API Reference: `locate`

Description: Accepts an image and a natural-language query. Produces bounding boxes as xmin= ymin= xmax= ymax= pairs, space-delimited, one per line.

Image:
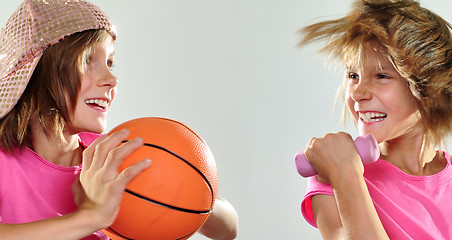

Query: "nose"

xmin=349 ymin=78 xmax=371 ymax=102
xmin=98 ymin=66 xmax=118 ymax=89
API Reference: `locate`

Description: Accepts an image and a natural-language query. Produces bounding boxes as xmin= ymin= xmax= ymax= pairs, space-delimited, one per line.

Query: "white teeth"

xmin=99 ymin=100 xmax=106 ymax=108
xmin=359 ymin=112 xmax=386 ymax=123
xmin=85 ymin=99 xmax=108 ymax=108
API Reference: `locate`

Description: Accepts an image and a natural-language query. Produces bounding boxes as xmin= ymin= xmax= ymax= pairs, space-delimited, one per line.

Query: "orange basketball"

xmin=102 ymin=117 xmax=218 ymax=240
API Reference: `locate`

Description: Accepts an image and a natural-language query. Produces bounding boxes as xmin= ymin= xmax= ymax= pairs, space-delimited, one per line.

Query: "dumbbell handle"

xmin=294 ymin=135 xmax=380 ymax=177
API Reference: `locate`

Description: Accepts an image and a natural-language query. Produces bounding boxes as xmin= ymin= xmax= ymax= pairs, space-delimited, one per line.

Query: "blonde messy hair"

xmin=299 ymin=0 xmax=452 ymax=146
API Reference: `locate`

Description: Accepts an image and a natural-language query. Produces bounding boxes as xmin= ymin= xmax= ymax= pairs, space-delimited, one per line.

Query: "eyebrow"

xmin=375 ymin=62 xmax=397 ymax=72
xmin=345 ymin=63 xmax=396 ymax=73
xmin=104 ymin=39 xmax=116 ymax=57
xmin=345 ymin=65 xmax=356 ymax=72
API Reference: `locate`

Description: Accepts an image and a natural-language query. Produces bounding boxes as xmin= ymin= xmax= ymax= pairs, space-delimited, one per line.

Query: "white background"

xmin=1 ymin=1 xmax=451 ymax=239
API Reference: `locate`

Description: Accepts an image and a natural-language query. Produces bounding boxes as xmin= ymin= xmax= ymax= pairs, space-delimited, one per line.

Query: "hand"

xmin=73 ymin=129 xmax=151 ymax=230
xmin=304 ymin=132 xmax=363 ymax=184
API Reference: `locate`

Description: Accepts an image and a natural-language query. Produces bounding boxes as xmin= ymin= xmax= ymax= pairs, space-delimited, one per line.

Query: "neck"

xmin=30 ymin=118 xmax=82 ymax=167
xmin=379 ymin=133 xmax=445 ymax=176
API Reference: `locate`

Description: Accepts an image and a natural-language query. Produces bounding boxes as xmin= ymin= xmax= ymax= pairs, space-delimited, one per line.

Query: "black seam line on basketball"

xmin=177 ymin=230 xmax=196 ymax=240
xmin=125 ymin=189 xmax=212 ymax=214
xmin=121 ymin=140 xmax=214 ymax=200
xmin=176 ymin=224 xmax=202 ymax=240
xmin=107 ymin=227 xmax=134 ymax=240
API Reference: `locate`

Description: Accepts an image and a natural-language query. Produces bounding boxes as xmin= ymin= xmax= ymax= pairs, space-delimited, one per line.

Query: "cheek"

xmin=385 ymin=85 xmax=416 ymax=112
xmin=344 ymin=90 xmax=359 ymax=121
xmin=111 ymin=87 xmax=117 ymax=102
xmin=398 ymin=97 xmax=420 ymax=121
xmin=344 ymin=91 xmax=354 ymax=111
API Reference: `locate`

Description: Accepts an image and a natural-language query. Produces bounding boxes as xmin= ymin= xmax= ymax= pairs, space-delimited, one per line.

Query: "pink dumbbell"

xmin=295 ymin=134 xmax=380 ymax=177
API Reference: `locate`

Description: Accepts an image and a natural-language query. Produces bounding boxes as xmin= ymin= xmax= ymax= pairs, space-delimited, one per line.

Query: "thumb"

xmin=72 ymin=175 xmax=86 ymax=206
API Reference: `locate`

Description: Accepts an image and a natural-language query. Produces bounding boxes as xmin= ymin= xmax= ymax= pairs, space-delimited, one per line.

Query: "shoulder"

xmin=0 ymin=149 xmax=15 ymax=170
xmin=78 ymin=132 xmax=103 ymax=148
xmin=0 ymin=147 xmax=24 ymax=165
xmin=443 ymin=151 xmax=452 ymax=164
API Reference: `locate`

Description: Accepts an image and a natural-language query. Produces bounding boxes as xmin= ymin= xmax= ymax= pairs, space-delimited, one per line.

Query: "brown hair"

xmin=299 ymin=0 xmax=452 ymax=146
xmin=0 ymin=29 xmax=113 ymax=152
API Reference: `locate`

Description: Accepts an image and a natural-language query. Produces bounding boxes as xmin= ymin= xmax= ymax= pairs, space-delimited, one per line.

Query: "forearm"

xmin=0 ymin=209 xmax=103 ymax=240
xmin=198 ymin=197 xmax=238 ymax=240
xmin=332 ymin=173 xmax=388 ymax=240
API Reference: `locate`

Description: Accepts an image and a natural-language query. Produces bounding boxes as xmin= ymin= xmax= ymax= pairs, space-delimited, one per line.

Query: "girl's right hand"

xmin=304 ymin=132 xmax=364 ymax=184
xmin=73 ymin=129 xmax=151 ymax=231
xmin=307 ymin=132 xmax=389 ymax=240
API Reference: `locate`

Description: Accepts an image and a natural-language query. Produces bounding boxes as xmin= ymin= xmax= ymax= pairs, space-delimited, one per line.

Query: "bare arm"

xmin=312 ymin=174 xmax=388 ymax=240
xmin=332 ymin=172 xmax=387 ymax=240
xmin=306 ymin=132 xmax=388 ymax=240
xmin=0 ymin=210 xmax=105 ymax=240
xmin=198 ymin=197 xmax=238 ymax=240
xmin=0 ymin=130 xmax=150 ymax=239
xmin=311 ymin=195 xmax=344 ymax=240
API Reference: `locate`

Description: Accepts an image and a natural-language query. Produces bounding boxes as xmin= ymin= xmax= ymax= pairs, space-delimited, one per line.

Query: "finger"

xmin=306 ymin=137 xmax=316 ymax=148
xmin=71 ymin=174 xmax=86 ymax=207
xmin=114 ymin=159 xmax=152 ymax=191
xmin=91 ymin=129 xmax=131 ymax=170
xmin=71 ymin=174 xmax=81 ymax=194
xmin=103 ymin=137 xmax=145 ymax=171
xmin=305 ymin=137 xmax=321 ymax=163
xmin=82 ymin=134 xmax=108 ymax=172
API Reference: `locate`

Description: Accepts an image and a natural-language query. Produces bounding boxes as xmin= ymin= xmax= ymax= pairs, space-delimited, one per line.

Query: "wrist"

xmin=329 ymin=169 xmax=364 ymax=190
xmin=73 ymin=208 xmax=110 ymax=233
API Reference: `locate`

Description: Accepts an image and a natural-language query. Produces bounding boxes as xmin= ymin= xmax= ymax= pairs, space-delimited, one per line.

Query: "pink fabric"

xmin=301 ymin=152 xmax=452 ymax=239
xmin=0 ymin=132 xmax=108 ymax=240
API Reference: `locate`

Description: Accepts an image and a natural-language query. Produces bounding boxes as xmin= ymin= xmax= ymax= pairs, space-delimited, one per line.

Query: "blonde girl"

xmin=299 ymin=0 xmax=452 ymax=239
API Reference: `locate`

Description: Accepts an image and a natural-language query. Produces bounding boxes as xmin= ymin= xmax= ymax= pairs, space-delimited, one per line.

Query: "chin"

xmin=74 ymin=123 xmax=106 ymax=134
xmin=86 ymin=117 xmax=108 ymax=133
xmin=358 ymin=128 xmax=374 ymax=137
xmin=89 ymin=125 xmax=106 ymax=134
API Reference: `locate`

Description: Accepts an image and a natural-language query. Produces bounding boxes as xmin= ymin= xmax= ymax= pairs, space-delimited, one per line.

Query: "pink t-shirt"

xmin=0 ymin=132 xmax=109 ymax=240
xmin=301 ymin=152 xmax=452 ymax=239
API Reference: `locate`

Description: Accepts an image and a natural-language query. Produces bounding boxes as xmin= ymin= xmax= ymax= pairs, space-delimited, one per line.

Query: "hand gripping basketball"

xmin=294 ymin=134 xmax=380 ymax=177
xmin=103 ymin=117 xmax=218 ymax=240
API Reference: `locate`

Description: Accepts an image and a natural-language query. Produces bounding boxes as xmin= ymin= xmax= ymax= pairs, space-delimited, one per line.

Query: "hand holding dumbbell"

xmin=294 ymin=134 xmax=380 ymax=177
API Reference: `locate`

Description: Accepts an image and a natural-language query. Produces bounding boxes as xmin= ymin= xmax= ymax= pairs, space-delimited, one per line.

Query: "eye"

xmin=348 ymin=72 xmax=359 ymax=84
xmin=107 ymin=59 xmax=114 ymax=70
xmin=377 ymin=73 xmax=390 ymax=79
xmin=80 ymin=51 xmax=93 ymax=73
xmin=84 ymin=54 xmax=92 ymax=66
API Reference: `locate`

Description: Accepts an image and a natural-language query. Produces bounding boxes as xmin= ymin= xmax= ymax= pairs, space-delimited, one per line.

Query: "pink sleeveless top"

xmin=0 ymin=132 xmax=108 ymax=240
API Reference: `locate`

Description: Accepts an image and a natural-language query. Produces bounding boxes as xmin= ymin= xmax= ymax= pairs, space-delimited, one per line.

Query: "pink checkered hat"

xmin=0 ymin=0 xmax=117 ymax=118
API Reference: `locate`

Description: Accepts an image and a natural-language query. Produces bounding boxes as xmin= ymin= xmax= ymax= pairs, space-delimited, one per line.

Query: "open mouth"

xmin=85 ymin=98 xmax=108 ymax=110
xmin=359 ymin=112 xmax=387 ymax=123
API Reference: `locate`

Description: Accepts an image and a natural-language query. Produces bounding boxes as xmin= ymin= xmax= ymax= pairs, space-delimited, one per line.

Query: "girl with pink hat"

xmin=0 ymin=0 xmax=238 ymax=239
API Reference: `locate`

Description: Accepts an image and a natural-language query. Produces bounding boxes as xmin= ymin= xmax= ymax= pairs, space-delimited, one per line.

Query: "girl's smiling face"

xmin=69 ymin=36 xmax=117 ymax=134
xmin=345 ymin=45 xmax=423 ymax=143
